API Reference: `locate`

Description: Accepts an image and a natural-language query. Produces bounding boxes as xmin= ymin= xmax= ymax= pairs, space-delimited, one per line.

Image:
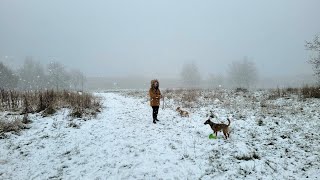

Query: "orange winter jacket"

xmin=149 ymin=79 xmax=161 ymax=106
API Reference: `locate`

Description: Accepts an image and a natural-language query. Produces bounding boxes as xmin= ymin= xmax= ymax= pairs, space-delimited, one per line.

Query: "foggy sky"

xmin=0 ymin=0 xmax=319 ymax=79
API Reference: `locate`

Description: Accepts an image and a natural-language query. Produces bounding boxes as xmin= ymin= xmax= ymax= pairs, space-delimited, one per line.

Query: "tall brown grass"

xmin=301 ymin=85 xmax=320 ymax=98
xmin=0 ymin=89 xmax=102 ymax=117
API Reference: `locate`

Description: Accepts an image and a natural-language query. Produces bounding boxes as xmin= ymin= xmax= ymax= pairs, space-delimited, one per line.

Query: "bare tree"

xmin=0 ymin=62 xmax=18 ymax=90
xmin=228 ymin=57 xmax=258 ymax=89
xmin=18 ymin=57 xmax=47 ymax=90
xmin=180 ymin=62 xmax=201 ymax=88
xmin=305 ymin=35 xmax=320 ymax=84
xmin=47 ymin=62 xmax=70 ymax=90
xmin=70 ymin=69 xmax=86 ymax=91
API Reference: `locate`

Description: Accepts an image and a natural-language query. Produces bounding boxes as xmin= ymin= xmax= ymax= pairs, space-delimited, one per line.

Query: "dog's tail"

xmin=227 ymin=118 xmax=231 ymax=126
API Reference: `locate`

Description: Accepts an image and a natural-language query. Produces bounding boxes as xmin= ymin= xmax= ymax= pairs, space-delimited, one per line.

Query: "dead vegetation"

xmin=120 ymin=86 xmax=319 ymax=121
xmin=0 ymin=89 xmax=102 ymax=118
xmin=235 ymin=151 xmax=260 ymax=161
xmin=301 ymin=85 xmax=320 ymax=98
xmin=267 ymin=86 xmax=320 ymax=100
xmin=0 ymin=89 xmax=102 ymax=138
xmin=0 ymin=117 xmax=26 ymax=138
xmin=163 ymin=88 xmax=226 ymax=109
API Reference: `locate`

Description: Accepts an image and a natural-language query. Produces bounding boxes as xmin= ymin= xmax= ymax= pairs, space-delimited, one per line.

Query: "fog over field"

xmin=1 ymin=1 xmax=320 ymax=179
xmin=1 ymin=0 xmax=320 ymax=89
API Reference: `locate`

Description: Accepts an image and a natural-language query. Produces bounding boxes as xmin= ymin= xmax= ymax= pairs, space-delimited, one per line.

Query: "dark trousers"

xmin=152 ymin=106 xmax=159 ymax=120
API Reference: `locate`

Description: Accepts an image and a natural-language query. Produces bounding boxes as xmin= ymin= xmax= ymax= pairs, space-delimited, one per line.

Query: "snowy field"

xmin=0 ymin=90 xmax=319 ymax=179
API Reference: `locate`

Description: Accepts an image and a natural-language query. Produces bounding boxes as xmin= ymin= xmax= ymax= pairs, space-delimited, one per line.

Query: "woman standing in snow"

xmin=149 ymin=79 xmax=162 ymax=124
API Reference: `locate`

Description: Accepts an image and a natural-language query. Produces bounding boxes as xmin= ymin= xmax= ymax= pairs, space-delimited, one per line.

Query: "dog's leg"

xmin=223 ymin=131 xmax=228 ymax=139
xmin=223 ymin=129 xmax=230 ymax=139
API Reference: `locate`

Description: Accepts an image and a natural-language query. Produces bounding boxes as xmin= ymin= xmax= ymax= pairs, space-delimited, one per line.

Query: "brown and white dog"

xmin=176 ymin=107 xmax=189 ymax=117
xmin=204 ymin=118 xmax=231 ymax=139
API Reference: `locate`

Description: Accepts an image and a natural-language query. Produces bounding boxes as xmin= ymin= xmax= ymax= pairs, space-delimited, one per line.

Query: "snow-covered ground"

xmin=0 ymin=92 xmax=319 ymax=179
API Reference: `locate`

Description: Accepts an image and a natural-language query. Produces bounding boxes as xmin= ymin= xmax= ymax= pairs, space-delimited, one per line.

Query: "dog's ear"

xmin=208 ymin=111 xmax=214 ymax=119
xmin=207 ymin=112 xmax=211 ymax=118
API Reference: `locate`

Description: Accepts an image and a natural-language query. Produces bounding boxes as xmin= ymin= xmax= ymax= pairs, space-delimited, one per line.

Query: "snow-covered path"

xmin=77 ymin=93 xmax=206 ymax=179
xmin=1 ymin=92 xmax=319 ymax=179
xmin=90 ymin=93 xmax=213 ymax=179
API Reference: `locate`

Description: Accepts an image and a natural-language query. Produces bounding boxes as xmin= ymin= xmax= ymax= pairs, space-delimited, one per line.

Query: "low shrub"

xmin=0 ymin=118 xmax=25 ymax=137
xmin=301 ymin=85 xmax=320 ymax=98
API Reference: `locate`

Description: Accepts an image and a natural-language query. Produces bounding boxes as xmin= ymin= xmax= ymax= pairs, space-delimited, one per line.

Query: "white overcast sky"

xmin=0 ymin=0 xmax=319 ymax=78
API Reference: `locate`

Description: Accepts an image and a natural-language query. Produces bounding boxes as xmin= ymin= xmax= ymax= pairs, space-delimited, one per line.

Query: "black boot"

xmin=153 ymin=119 xmax=157 ymax=124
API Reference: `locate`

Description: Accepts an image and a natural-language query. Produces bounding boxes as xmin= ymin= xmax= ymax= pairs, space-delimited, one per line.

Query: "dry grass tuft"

xmin=0 ymin=118 xmax=25 ymax=138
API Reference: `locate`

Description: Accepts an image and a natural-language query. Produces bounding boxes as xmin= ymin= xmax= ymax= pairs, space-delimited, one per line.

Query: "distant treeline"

xmin=86 ymin=75 xmax=316 ymax=90
xmin=0 ymin=58 xmax=86 ymax=91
